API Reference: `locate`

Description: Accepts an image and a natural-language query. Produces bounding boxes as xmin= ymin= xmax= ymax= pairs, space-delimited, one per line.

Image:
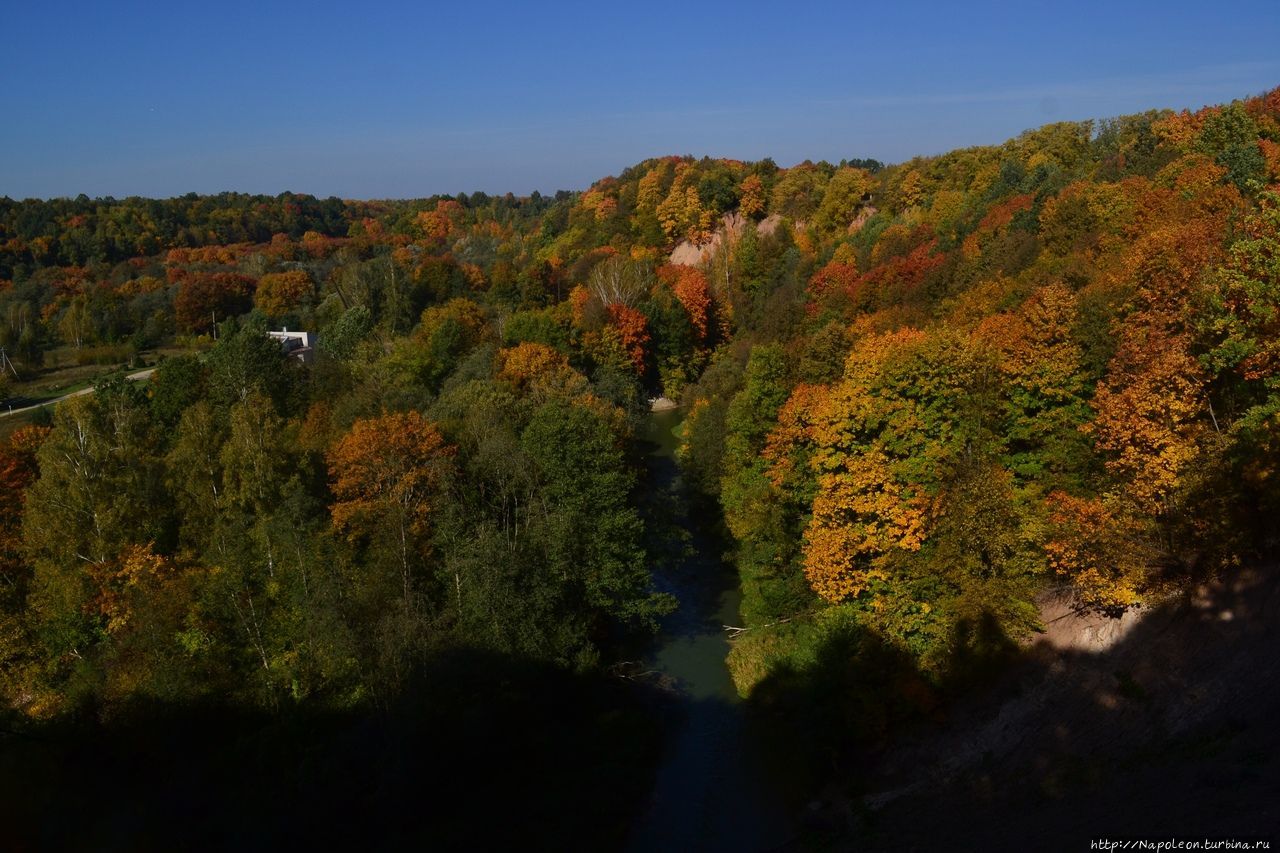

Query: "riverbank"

xmin=648 ymin=395 xmax=678 ymax=412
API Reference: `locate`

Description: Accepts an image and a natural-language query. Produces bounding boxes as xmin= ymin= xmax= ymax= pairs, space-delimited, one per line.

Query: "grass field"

xmin=1 ymin=345 xmax=199 ymax=440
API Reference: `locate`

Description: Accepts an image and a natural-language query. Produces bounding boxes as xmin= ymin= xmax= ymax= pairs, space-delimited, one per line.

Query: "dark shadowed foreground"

xmin=0 ymin=650 xmax=664 ymax=852
xmin=774 ymin=566 xmax=1280 ymax=851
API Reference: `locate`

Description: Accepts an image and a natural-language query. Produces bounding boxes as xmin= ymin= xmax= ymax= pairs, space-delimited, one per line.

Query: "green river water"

xmin=626 ymin=408 xmax=795 ymax=852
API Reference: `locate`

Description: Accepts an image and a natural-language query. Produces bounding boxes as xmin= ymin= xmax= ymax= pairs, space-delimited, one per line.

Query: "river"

xmin=626 ymin=408 xmax=794 ymax=852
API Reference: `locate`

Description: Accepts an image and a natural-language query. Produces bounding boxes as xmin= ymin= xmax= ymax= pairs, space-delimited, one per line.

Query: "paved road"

xmin=0 ymin=368 xmax=155 ymax=418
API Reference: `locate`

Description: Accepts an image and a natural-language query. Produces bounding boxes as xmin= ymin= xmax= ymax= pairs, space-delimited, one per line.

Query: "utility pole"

xmin=0 ymin=346 xmax=17 ymax=378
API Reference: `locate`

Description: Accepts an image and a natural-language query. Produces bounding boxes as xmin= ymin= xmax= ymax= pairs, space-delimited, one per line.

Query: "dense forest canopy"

xmin=2 ymin=88 xmax=1279 ymax=845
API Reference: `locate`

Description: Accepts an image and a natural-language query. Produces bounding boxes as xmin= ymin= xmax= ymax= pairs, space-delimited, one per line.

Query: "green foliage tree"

xmin=206 ymin=317 xmax=296 ymax=410
xmin=1197 ymin=103 xmax=1266 ymax=190
xmin=723 ymin=344 xmax=790 ymax=475
xmin=20 ymin=383 xmax=168 ymax=699
xmin=813 ymin=167 xmax=874 ymax=234
xmin=521 ymin=400 xmax=672 ymax=636
xmin=149 ymin=354 xmax=208 ymax=429
xmin=321 ymin=304 xmax=373 ymax=362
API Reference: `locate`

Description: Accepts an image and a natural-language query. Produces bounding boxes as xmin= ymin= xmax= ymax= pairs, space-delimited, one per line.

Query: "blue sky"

xmin=2 ymin=0 xmax=1277 ymax=199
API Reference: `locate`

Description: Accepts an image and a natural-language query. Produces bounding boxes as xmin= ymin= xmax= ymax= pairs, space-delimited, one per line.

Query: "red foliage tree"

xmin=174 ymin=273 xmax=256 ymax=333
xmin=850 ymin=240 xmax=945 ymax=311
xmin=0 ymin=426 xmax=50 ymax=587
xmin=604 ymin=303 xmax=651 ymax=375
xmin=658 ymin=264 xmax=712 ymax=344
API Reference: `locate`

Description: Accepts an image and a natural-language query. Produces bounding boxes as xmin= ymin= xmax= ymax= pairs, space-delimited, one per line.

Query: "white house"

xmin=268 ymin=328 xmax=315 ymax=363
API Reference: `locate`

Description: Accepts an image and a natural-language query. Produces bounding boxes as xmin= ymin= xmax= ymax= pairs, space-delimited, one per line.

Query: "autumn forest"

xmin=2 ymin=89 xmax=1280 ymax=849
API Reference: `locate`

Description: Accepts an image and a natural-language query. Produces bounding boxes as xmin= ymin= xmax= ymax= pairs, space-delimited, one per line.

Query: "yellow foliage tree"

xmin=803 ymin=449 xmax=926 ymax=603
xmin=739 ymin=174 xmax=765 ymax=219
xmin=254 ymin=270 xmax=314 ymax=317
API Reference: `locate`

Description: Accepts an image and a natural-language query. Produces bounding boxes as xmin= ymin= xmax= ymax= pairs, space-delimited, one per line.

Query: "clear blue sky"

xmin=2 ymin=0 xmax=1277 ymax=200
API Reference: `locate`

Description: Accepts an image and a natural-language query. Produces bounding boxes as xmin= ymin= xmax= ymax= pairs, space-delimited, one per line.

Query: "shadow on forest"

xmin=0 ymin=649 xmax=668 ymax=853
xmin=633 ymin=411 xmax=1276 ymax=849
xmin=744 ymin=564 xmax=1280 ymax=851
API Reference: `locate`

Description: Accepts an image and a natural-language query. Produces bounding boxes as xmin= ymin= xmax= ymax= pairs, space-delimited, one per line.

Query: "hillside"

xmin=2 ymin=88 xmax=1279 ymax=847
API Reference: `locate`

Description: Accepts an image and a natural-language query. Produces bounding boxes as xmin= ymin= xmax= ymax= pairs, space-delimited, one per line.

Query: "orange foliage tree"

xmin=657 ymin=264 xmax=712 ymax=345
xmin=1043 ymin=492 xmax=1152 ymax=611
xmin=497 ymin=342 xmax=584 ymax=396
xmin=85 ymin=542 xmax=175 ymax=637
xmin=604 ymin=303 xmax=650 ymax=375
xmin=739 ymin=174 xmax=765 ymax=219
xmin=327 ymin=412 xmax=455 ymax=608
xmin=855 ymin=238 xmax=945 ymax=310
xmin=1090 ymin=328 xmax=1207 ymax=515
xmin=1087 ymin=216 xmax=1229 ymax=515
xmin=761 ymin=383 xmax=830 ymax=489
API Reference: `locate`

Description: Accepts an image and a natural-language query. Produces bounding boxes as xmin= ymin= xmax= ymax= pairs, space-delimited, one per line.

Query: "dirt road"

xmin=0 ymin=368 xmax=155 ymax=418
